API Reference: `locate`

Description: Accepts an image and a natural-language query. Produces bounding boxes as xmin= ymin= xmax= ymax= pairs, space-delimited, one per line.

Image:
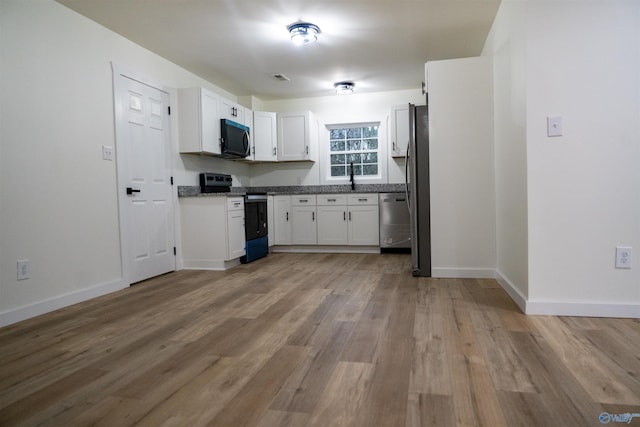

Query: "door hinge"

xmin=173 ymin=247 xmax=177 ymax=256
xmin=170 ymin=176 xmax=174 ymax=185
xmin=168 ymin=106 xmax=171 ymax=115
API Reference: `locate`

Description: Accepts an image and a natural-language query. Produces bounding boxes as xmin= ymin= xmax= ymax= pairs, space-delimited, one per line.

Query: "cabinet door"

xmin=267 ymin=195 xmax=275 ymax=247
xmin=227 ymin=210 xmax=246 ymax=259
xmin=253 ymin=111 xmax=277 ymax=162
xmin=277 ymin=112 xmax=310 ymax=161
xmin=292 ymin=206 xmax=317 ymax=244
xmin=220 ymin=97 xmax=244 ymax=123
xmin=178 ymin=87 xmax=220 ymax=155
xmin=390 ymin=104 xmax=409 ymax=157
xmin=317 ymin=205 xmax=348 ymax=245
xmin=348 ymin=205 xmax=380 ymax=246
xmin=273 ymin=196 xmax=291 ymax=245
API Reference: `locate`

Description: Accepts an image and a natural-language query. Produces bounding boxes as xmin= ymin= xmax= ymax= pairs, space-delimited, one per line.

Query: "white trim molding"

xmin=0 ymin=279 xmax=127 ymax=327
xmin=495 ymin=270 xmax=527 ymax=313
xmin=525 ymin=300 xmax=640 ymax=319
xmin=432 ymin=268 xmax=497 ymax=279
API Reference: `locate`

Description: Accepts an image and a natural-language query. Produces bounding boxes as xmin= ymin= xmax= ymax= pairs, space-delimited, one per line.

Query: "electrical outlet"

xmin=17 ymin=260 xmax=30 ymax=280
xmin=615 ymin=247 xmax=632 ymax=269
xmin=102 ymin=145 xmax=114 ymax=161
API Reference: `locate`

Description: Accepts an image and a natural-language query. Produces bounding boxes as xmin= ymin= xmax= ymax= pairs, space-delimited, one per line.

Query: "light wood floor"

xmin=1 ymin=253 xmax=639 ymax=426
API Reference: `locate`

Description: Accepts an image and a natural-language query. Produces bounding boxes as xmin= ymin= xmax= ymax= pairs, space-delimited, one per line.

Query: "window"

xmin=329 ymin=124 xmax=379 ymax=178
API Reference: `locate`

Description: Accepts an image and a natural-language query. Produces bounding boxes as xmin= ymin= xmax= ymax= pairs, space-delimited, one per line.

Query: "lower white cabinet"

xmin=273 ymin=195 xmax=292 ymax=245
xmin=273 ymin=193 xmax=379 ymax=248
xmin=180 ymin=197 xmax=245 ymax=269
xmin=291 ymin=195 xmax=317 ymax=244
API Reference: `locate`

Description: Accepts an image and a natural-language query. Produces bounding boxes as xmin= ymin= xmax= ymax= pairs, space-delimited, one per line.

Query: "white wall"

xmin=525 ymin=0 xmax=640 ymax=314
xmin=255 ymin=89 xmax=425 ymax=186
xmin=0 ymin=0 xmax=250 ymax=325
xmin=484 ymin=0 xmax=640 ymax=316
xmin=427 ymin=57 xmax=497 ymax=278
xmin=482 ymin=1 xmax=529 ymax=302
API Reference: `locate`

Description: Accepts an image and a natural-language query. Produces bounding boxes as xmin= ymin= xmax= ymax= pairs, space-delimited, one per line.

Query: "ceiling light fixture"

xmin=287 ymin=21 xmax=320 ymax=45
xmin=334 ymin=81 xmax=355 ymax=94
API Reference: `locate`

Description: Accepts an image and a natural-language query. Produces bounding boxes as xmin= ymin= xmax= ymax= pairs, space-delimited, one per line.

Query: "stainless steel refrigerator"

xmin=407 ymin=103 xmax=431 ymax=276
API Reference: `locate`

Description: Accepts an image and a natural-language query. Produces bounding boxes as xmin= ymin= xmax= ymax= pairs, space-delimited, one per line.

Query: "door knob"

xmin=126 ymin=187 xmax=141 ymax=195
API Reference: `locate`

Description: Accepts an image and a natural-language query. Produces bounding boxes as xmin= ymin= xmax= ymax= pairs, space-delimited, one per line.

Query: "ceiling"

xmin=56 ymin=0 xmax=501 ymax=100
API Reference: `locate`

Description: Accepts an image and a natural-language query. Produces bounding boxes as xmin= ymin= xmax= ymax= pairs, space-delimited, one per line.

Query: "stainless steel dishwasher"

xmin=379 ymin=192 xmax=411 ymax=251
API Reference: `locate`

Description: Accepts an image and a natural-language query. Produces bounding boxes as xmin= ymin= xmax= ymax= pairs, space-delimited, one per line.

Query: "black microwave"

xmin=220 ymin=119 xmax=250 ymax=159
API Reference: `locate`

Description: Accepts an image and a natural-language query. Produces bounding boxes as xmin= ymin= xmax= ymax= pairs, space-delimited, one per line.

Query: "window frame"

xmin=321 ymin=121 xmax=387 ymax=185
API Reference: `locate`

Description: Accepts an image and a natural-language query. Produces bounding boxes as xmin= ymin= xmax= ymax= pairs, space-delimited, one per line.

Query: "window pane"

xmin=331 ymin=166 xmax=346 ymax=177
xmin=362 ymin=152 xmax=378 ymax=163
xmin=347 ymin=140 xmax=361 ymax=150
xmin=363 ymin=164 xmax=378 ymax=175
xmin=330 ymin=129 xmax=346 ymax=139
xmin=348 ymin=153 xmax=362 ymax=163
xmin=362 ymin=139 xmax=378 ymax=150
xmin=346 ymin=128 xmax=362 ymax=138
xmin=330 ymin=154 xmax=345 ymax=165
xmin=353 ymin=164 xmax=363 ymax=175
xmin=363 ymin=127 xmax=378 ymax=138
xmin=330 ymin=141 xmax=345 ymax=152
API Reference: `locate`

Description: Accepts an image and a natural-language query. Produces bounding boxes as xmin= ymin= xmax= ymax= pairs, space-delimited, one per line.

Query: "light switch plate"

xmin=547 ymin=116 xmax=563 ymax=137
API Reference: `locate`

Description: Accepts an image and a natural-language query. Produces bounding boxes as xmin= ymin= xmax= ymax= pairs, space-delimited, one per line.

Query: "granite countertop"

xmin=178 ymin=184 xmax=406 ymax=197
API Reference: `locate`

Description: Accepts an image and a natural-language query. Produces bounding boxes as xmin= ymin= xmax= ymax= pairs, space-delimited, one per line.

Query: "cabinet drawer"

xmin=347 ymin=194 xmax=378 ymax=206
xmin=227 ymin=197 xmax=244 ymax=211
xmin=317 ymin=194 xmax=347 ymax=206
xmin=291 ymin=195 xmax=317 ymax=206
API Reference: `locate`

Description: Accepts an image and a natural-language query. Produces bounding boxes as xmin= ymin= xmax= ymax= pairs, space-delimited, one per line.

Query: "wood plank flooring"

xmin=1 ymin=253 xmax=639 ymax=426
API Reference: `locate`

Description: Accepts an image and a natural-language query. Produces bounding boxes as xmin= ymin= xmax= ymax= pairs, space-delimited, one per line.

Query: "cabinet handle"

xmin=358 ymin=198 xmax=368 ymax=202
xmin=343 ymin=211 xmax=346 ymax=221
xmin=328 ymin=198 xmax=336 ymax=202
xmin=273 ymin=147 xmax=277 ymax=156
xmin=349 ymin=212 xmax=352 ymax=221
xmin=305 ymin=146 xmax=309 ymax=155
xmin=393 ymin=142 xmax=396 ymax=151
xmin=286 ymin=212 xmax=289 ymax=221
xmin=299 ymin=199 xmax=308 ymax=203
xmin=312 ymin=212 xmax=315 ymax=221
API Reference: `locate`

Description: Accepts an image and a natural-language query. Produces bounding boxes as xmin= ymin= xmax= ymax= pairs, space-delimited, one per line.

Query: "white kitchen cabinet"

xmin=219 ymin=97 xmax=245 ymax=124
xmin=227 ymin=197 xmax=246 ymax=260
xmin=252 ymin=111 xmax=278 ymax=162
xmin=390 ymin=104 xmax=409 ymax=158
xmin=180 ymin=196 xmax=245 ymax=270
xmin=347 ymin=194 xmax=379 ymax=246
xmin=267 ymin=195 xmax=275 ymax=247
xmin=316 ymin=194 xmax=348 ymax=245
xmin=291 ymin=195 xmax=317 ymax=244
xmin=273 ymin=195 xmax=292 ymax=245
xmin=178 ymin=87 xmax=221 ymax=155
xmin=277 ymin=111 xmax=317 ymax=162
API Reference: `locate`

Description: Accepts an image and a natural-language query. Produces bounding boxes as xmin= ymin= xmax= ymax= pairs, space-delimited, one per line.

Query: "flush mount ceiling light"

xmin=334 ymin=81 xmax=355 ymax=94
xmin=287 ymin=21 xmax=320 ymax=45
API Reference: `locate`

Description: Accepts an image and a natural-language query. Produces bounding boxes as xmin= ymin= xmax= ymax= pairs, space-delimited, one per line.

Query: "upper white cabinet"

xmin=178 ymin=87 xmax=221 ymax=155
xmin=390 ymin=104 xmax=409 ymax=158
xmin=252 ymin=111 xmax=278 ymax=162
xmin=219 ymin=97 xmax=246 ymax=124
xmin=277 ymin=111 xmax=317 ymax=162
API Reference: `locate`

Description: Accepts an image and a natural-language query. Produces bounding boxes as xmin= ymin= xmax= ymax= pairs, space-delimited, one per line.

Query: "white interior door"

xmin=113 ymin=67 xmax=175 ymax=284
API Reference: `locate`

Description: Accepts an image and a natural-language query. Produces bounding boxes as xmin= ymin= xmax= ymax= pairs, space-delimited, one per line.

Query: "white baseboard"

xmin=182 ymin=258 xmax=241 ymax=271
xmin=0 ymin=278 xmax=127 ymax=328
xmin=525 ymin=300 xmax=640 ymax=318
xmin=271 ymin=245 xmax=380 ymax=254
xmin=495 ymin=270 xmax=639 ymax=318
xmin=495 ymin=270 xmax=527 ymax=313
xmin=431 ymin=268 xmax=497 ymax=279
